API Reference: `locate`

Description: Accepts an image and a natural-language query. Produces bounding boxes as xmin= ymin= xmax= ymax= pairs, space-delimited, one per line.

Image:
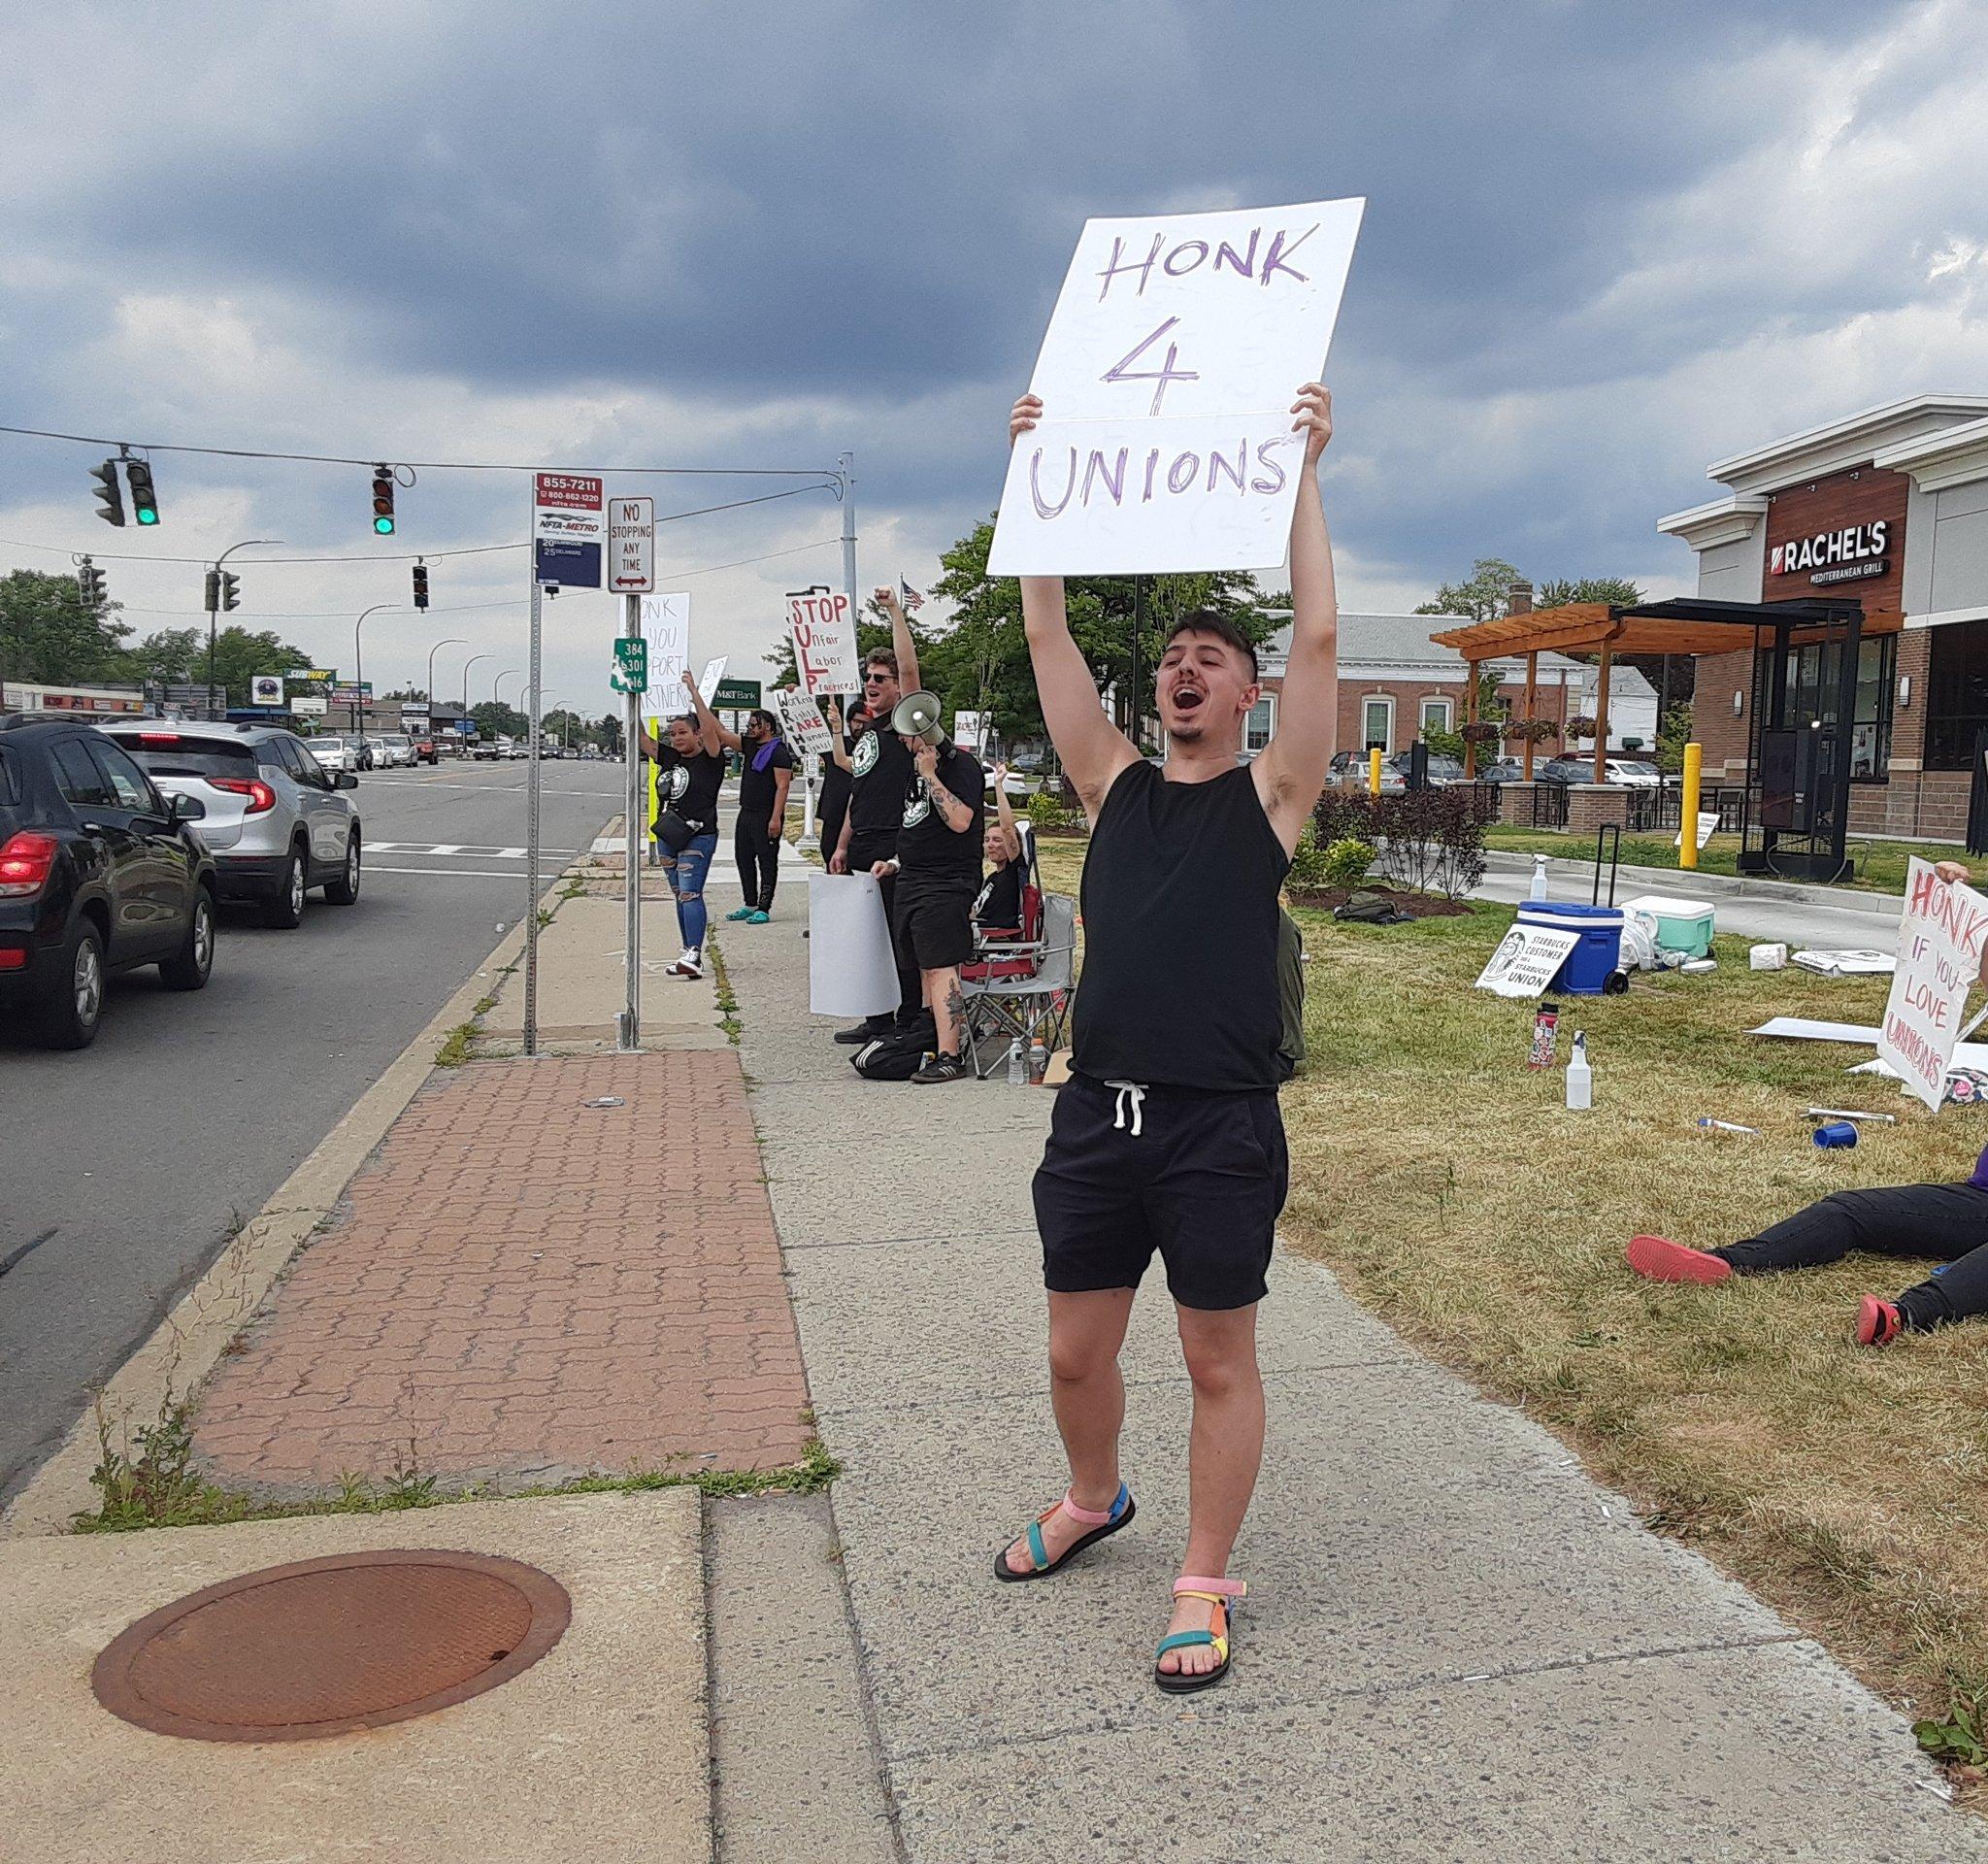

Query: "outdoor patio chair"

xmin=960 ymin=890 xmax=1077 ymax=1079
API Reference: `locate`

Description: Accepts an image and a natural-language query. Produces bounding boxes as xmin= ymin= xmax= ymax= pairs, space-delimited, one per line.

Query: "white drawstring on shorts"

xmin=1106 ymin=1081 xmax=1147 ymax=1138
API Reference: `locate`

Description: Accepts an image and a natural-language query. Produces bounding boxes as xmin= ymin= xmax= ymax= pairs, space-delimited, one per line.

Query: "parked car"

xmin=414 ymin=736 xmax=438 ymax=765
xmin=0 ymin=716 xmax=217 ymax=1048
xmin=307 ymin=734 xmax=357 ymax=774
xmin=100 ymin=720 xmax=363 ymax=928
xmin=1327 ymin=749 xmax=1468 ymax=792
xmin=1476 ymin=757 xmax=1527 ymax=784
xmin=1539 ymin=756 xmax=1590 ymax=785
xmin=1605 ymin=758 xmax=1663 ymax=788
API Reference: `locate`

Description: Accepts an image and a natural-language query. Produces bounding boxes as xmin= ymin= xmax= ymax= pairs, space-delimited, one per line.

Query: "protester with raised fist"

xmin=992 ymin=383 xmax=1341 ymax=1697
xmin=637 ymin=671 xmax=729 ymax=980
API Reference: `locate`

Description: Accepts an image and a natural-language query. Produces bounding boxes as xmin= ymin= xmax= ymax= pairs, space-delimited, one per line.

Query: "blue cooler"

xmin=1516 ymin=901 xmax=1624 ymax=996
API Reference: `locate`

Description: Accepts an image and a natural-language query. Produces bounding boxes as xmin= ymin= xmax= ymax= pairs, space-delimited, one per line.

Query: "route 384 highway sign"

xmin=611 ymin=635 xmax=648 ymax=694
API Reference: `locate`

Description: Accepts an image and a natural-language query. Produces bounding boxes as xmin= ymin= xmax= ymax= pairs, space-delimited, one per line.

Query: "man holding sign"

xmin=993 ymin=380 xmax=1340 ymax=1698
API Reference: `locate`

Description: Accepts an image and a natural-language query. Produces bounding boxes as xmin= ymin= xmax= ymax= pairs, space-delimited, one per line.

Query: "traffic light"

xmin=124 ymin=458 xmax=160 ymax=525
xmin=412 ymin=561 xmax=429 ymax=610
xmin=204 ymin=570 xmax=220 ymax=611
xmin=220 ymin=571 xmax=241 ymax=613
xmin=371 ymin=465 xmax=395 ymax=535
xmin=77 ymin=557 xmax=107 ymax=608
xmin=89 ymin=459 xmax=126 ymax=526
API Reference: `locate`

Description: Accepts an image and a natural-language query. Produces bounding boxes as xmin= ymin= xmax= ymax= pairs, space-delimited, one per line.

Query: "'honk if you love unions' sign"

xmin=989 ymin=197 xmax=1364 ymax=577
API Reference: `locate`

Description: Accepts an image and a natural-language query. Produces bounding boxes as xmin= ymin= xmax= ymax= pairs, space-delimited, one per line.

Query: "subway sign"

xmin=1770 ymin=519 xmax=1889 ymax=582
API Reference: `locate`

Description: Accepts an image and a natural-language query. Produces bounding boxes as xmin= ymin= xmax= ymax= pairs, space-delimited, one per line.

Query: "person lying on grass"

xmin=1632 ymin=861 xmax=1985 ymax=1347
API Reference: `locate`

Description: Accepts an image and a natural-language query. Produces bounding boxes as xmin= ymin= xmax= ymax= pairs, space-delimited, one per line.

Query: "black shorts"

xmin=893 ymin=883 xmax=976 ymax=972
xmin=1033 ymin=1071 xmax=1288 ymax=1311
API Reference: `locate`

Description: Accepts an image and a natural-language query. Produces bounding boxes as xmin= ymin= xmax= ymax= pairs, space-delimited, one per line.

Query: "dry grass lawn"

xmin=1034 ymin=830 xmax=1988 ymax=1737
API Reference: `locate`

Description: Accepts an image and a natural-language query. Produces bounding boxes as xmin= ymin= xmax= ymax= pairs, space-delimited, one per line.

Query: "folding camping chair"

xmin=959 ymin=891 xmax=1077 ymax=1079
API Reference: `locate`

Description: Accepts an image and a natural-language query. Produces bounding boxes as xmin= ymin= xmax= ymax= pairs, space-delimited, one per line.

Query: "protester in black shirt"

xmin=728 ymin=709 xmax=794 ymax=923
xmin=992 ymin=383 xmax=1342 ymax=1699
xmin=638 ymin=673 xmax=730 ymax=980
xmin=974 ymin=761 xmax=1027 ymax=938
xmin=815 ymin=695 xmax=855 ymax=878
xmin=828 ymin=587 xmax=926 ymax=1044
xmin=874 ymin=731 xmax=983 ymax=1082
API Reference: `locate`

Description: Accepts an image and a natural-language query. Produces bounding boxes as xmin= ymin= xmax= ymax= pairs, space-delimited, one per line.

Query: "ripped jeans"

xmin=661 ymin=832 xmax=717 ymax=953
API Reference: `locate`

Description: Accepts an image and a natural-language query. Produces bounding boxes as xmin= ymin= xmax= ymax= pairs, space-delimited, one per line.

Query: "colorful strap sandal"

xmin=993 ymin=1482 xmax=1136 ymax=1582
xmin=1154 ymin=1575 xmax=1245 ymax=1694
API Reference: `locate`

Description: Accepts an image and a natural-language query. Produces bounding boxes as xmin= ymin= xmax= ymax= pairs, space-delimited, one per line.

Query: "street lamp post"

xmin=460 ymin=651 xmax=494 ymax=715
xmin=426 ymin=637 xmax=467 ymax=712
xmin=205 ymin=538 xmax=282 ymax=716
xmin=352 ymin=603 xmax=397 ymax=734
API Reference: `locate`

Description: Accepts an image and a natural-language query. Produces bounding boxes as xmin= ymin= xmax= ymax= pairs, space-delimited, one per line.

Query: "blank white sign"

xmin=989 ymin=197 xmax=1364 ymax=576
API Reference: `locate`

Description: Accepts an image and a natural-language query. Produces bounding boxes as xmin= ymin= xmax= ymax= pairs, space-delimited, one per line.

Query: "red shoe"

xmin=1626 ymin=1234 xmax=1733 ymax=1284
xmin=1855 ymin=1296 xmax=1904 ymax=1348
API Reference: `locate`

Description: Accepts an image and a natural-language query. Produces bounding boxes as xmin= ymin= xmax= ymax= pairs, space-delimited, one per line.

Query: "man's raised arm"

xmin=1010 ymin=395 xmax=1139 ymax=821
xmin=876 ymin=586 xmax=920 ymax=698
xmin=1253 ymin=383 xmax=1339 ymax=855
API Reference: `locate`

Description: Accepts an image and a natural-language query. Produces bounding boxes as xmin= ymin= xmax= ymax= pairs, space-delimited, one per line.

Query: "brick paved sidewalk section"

xmin=193 ymin=1051 xmax=811 ymax=1492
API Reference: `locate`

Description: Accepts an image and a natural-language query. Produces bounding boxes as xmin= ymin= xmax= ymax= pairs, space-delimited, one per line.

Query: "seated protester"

xmin=873 ymin=726 xmax=984 ymax=1083
xmin=637 ymin=670 xmax=728 ymax=980
xmin=728 ymin=708 xmax=794 ymax=925
xmin=973 ymin=760 xmax=1028 ymax=937
xmin=1631 ymin=859 xmax=1983 ymax=1347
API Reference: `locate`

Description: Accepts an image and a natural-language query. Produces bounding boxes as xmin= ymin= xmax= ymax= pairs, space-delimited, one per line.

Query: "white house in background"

xmin=1562 ymin=662 xmax=1662 ymax=749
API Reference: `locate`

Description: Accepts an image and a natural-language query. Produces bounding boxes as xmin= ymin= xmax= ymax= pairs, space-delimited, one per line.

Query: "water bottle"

xmin=1565 ymin=1031 xmax=1592 ymax=1111
xmin=1028 ymin=1039 xmax=1049 ymax=1084
xmin=1007 ymin=1039 xmax=1027 ymax=1085
xmin=1529 ymin=853 xmax=1549 ymax=901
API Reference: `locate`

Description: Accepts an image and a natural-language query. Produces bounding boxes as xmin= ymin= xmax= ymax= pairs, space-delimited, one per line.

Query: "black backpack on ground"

xmin=850 ymin=1011 xmax=937 ymax=1082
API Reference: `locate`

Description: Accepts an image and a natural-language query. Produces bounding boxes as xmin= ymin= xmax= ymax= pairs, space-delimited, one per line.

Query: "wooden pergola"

xmin=1427 ymin=597 xmax=1903 ymax=781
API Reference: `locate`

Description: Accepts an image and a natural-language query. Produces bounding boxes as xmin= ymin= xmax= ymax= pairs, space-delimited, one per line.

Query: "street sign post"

xmin=612 ymin=636 xmax=647 ymax=694
xmin=609 ymin=496 xmax=655 ymax=593
xmin=618 ymin=596 xmax=646 ymax=1050
xmin=532 ymin=473 xmax=604 ymax=589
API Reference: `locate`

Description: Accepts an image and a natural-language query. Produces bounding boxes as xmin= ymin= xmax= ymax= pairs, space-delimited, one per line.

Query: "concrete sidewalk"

xmin=716 ymin=882 xmax=1988 ymax=1860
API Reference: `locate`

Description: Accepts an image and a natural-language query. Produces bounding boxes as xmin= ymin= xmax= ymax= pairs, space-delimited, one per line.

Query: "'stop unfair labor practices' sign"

xmin=989 ymin=197 xmax=1364 ymax=577
xmin=777 ymin=687 xmax=835 ymax=755
xmin=1878 ymin=858 xmax=1988 ymax=1111
xmin=1474 ymin=925 xmax=1582 ymax=999
xmin=639 ymin=593 xmax=690 ymax=721
xmin=789 ymin=588 xmax=860 ymax=696
xmin=608 ymin=496 xmax=654 ymax=592
xmin=533 ymin=473 xmax=604 ymax=588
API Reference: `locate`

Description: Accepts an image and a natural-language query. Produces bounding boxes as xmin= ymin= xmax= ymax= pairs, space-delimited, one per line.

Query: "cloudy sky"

xmin=3 ymin=0 xmax=1985 ymax=711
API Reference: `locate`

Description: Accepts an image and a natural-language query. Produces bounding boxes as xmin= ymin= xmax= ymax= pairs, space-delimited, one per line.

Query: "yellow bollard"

xmin=1679 ymin=742 xmax=1702 ymax=870
xmin=1369 ymin=746 xmax=1382 ymax=796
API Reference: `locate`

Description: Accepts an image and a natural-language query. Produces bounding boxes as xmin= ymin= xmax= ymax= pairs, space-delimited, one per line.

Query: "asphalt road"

xmin=0 ymin=756 xmax=625 ymax=1505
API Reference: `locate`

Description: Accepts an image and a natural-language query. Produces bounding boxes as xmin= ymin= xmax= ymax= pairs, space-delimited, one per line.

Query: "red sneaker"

xmin=1626 ymin=1234 xmax=1733 ymax=1284
xmin=1855 ymin=1296 xmax=1904 ymax=1348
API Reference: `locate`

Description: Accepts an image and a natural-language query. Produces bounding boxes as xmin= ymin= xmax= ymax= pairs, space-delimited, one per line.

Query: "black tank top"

xmin=1073 ymin=760 xmax=1289 ymax=1091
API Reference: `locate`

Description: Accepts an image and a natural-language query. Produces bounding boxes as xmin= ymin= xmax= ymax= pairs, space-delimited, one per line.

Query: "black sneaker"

xmin=911 ymin=1049 xmax=971 ymax=1084
xmin=834 ymin=1015 xmax=893 ymax=1046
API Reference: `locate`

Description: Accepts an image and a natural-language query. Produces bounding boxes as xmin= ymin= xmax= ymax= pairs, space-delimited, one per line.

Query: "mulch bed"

xmin=1283 ymin=884 xmax=1473 ymax=918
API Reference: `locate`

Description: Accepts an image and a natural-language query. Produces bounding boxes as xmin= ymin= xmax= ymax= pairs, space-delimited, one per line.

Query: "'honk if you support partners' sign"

xmin=1878 ymin=858 xmax=1988 ymax=1111
xmin=989 ymin=198 xmax=1363 ymax=577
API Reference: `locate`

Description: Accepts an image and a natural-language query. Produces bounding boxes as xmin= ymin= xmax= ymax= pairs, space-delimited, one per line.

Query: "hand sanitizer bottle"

xmin=1566 ymin=1031 xmax=1592 ymax=1110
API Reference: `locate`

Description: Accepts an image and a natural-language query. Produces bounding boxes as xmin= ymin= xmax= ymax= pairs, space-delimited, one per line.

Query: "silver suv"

xmin=99 ymin=721 xmax=363 ymax=928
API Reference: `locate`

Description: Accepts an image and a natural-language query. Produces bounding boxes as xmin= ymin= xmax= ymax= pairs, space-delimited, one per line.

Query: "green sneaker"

xmin=746 ymin=909 xmax=771 ymax=924
xmin=725 ymin=906 xmax=754 ymax=920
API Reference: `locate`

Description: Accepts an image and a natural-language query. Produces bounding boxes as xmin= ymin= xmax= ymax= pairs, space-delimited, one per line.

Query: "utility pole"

xmin=838 ymin=451 xmax=858 ymax=652
xmin=352 ymin=604 xmax=395 ymax=735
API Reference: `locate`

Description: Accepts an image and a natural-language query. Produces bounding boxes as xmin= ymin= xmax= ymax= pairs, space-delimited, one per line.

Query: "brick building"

xmin=1251 ymin=613 xmax=1591 ymax=757
xmin=1658 ymin=395 xmax=1988 ymax=844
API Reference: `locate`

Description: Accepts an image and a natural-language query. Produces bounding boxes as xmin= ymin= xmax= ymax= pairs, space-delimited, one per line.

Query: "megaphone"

xmin=891 ymin=690 xmax=945 ymax=746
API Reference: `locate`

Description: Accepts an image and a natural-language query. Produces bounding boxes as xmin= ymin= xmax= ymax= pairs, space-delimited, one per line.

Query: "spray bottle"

xmin=1565 ymin=1030 xmax=1592 ymax=1111
xmin=1529 ymin=853 xmax=1550 ymax=901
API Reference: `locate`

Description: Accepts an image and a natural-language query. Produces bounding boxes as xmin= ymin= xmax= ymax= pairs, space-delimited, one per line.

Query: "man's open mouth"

xmin=1172 ymin=687 xmax=1206 ymax=714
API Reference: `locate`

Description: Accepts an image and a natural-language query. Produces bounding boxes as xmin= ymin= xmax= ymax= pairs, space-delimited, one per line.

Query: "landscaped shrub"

xmin=1285 ymin=824 xmax=1331 ymax=890
xmin=1321 ymin=836 xmax=1376 ymax=887
xmin=1312 ymin=787 xmax=1486 ymax=901
xmin=1026 ymin=789 xmax=1080 ymax=833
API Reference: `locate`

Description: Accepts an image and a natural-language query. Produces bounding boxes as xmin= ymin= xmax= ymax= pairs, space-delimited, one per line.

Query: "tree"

xmin=1654 ymin=702 xmax=1694 ymax=774
xmin=0 ymin=569 xmax=135 ymax=687
xmin=1420 ymin=666 xmax=1508 ymax=761
xmin=1414 ymin=558 xmax=1524 ymax=623
xmin=382 ymin=685 xmax=427 ymax=701
xmin=470 ymin=700 xmax=525 ymax=739
xmin=595 ymin=712 xmax=623 ymax=756
xmin=129 ymin=625 xmax=316 ymax=707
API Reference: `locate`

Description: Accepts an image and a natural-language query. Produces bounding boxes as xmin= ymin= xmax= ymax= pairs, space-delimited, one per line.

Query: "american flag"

xmin=898 ymin=576 xmax=925 ymax=613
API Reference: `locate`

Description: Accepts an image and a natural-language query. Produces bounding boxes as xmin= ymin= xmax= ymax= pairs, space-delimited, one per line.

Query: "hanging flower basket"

xmin=1459 ymin=721 xmax=1503 ymax=745
xmin=1565 ymin=716 xmax=1598 ymax=741
xmin=1508 ymin=718 xmax=1560 ymax=745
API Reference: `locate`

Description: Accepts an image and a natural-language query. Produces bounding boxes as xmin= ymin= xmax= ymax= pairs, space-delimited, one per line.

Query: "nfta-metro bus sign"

xmin=533 ymin=473 xmax=604 ymax=588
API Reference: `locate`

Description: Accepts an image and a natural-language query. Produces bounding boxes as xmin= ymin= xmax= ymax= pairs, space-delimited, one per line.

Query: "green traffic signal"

xmin=125 ymin=458 xmax=160 ymax=524
xmin=374 ymin=515 xmax=395 ymax=534
xmin=136 ymin=508 xmax=159 ymax=525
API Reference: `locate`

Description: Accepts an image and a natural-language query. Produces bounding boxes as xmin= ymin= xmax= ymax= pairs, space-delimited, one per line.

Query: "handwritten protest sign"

xmin=1877 ymin=858 xmax=1988 ymax=1111
xmin=989 ymin=198 xmax=1364 ymax=577
xmin=777 ymin=686 xmax=834 ymax=755
xmin=639 ymin=593 xmax=690 ymax=723
xmin=1474 ymin=925 xmax=1582 ymax=999
xmin=697 ymin=656 xmax=728 ymax=708
xmin=789 ymin=588 xmax=859 ymax=697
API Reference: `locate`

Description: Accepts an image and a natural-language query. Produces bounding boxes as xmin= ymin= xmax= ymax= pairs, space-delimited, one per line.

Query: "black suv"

xmin=0 ymin=716 xmax=218 ymax=1048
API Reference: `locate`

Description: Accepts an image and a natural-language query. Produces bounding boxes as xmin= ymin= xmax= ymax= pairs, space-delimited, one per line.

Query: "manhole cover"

xmin=91 ymin=1549 xmax=571 ymax=1742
